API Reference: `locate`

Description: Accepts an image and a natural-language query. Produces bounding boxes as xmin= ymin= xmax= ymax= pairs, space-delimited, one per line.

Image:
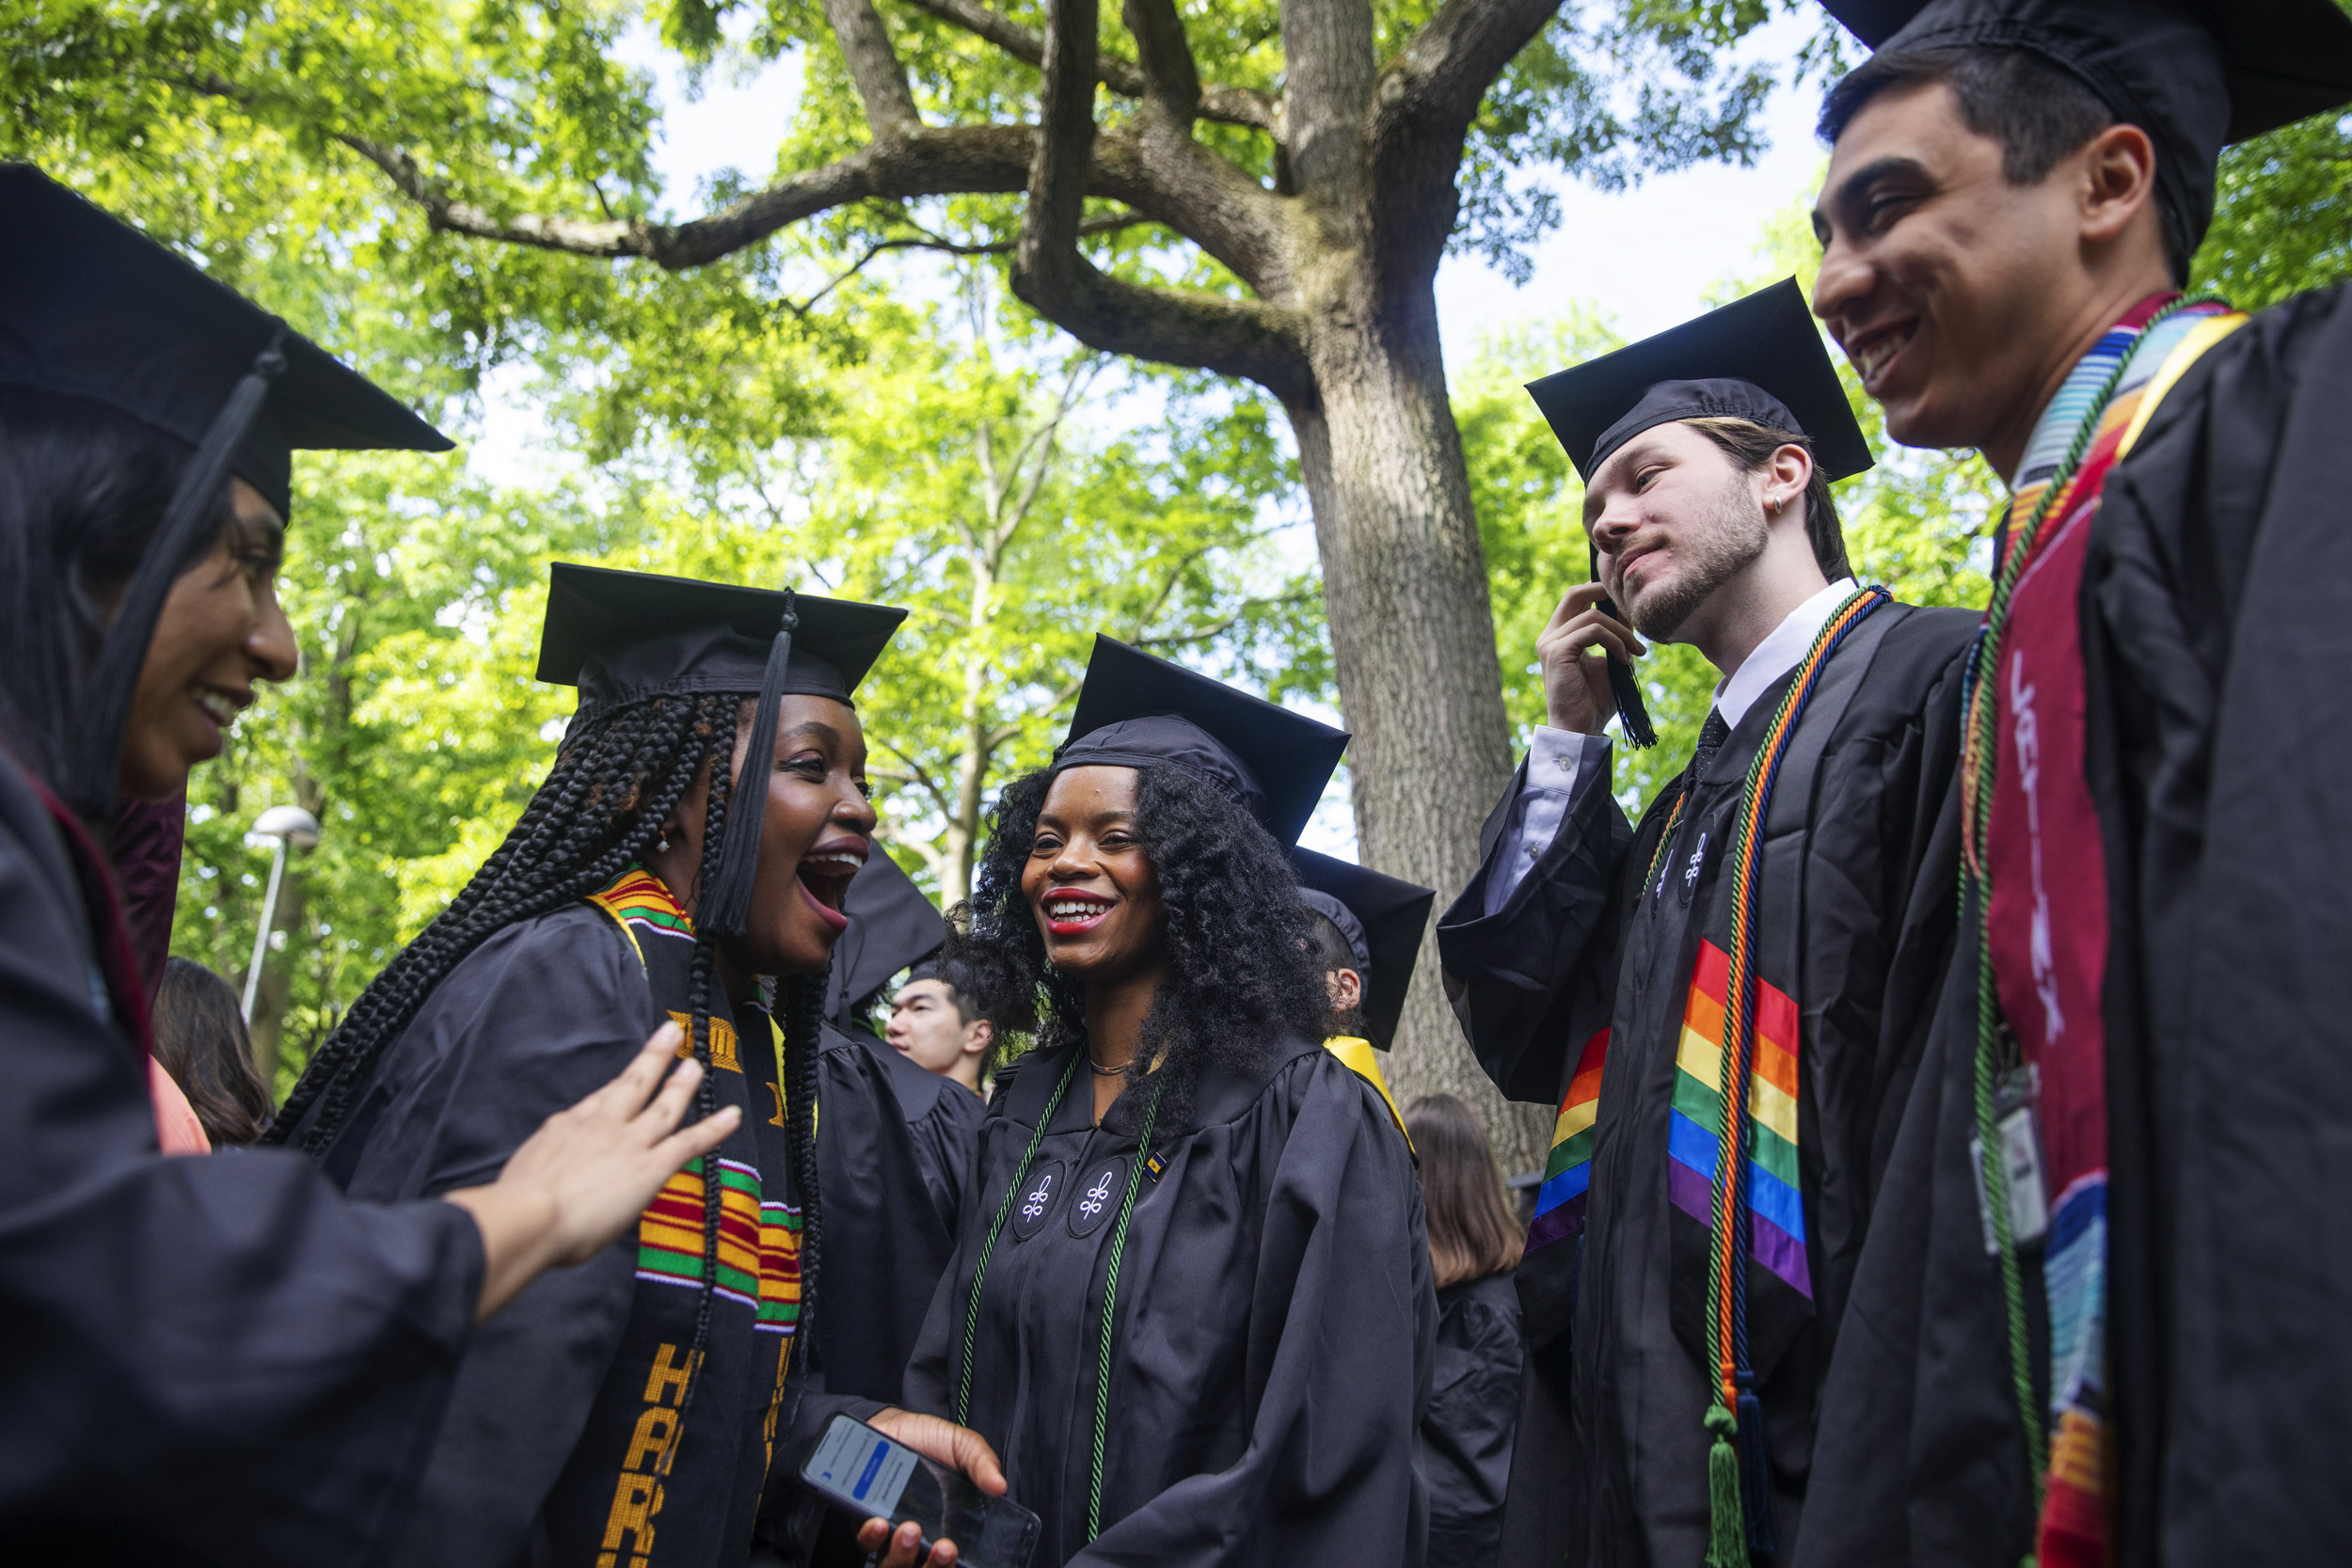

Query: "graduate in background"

xmin=271 ymin=564 xmax=998 ymax=1568
xmin=151 ymin=955 xmax=275 ymax=1147
xmin=905 ymin=635 xmax=1436 ymax=1568
xmin=1808 ymin=5 xmax=2352 ymax=1561
xmin=1406 ymin=1092 xmax=1529 ymax=1568
xmin=0 ymin=166 xmax=738 ymax=1562
xmin=1437 ymin=280 xmax=1978 ymax=1566
xmin=804 ymin=851 xmax=984 ymax=1409
xmin=887 ymin=958 xmax=996 ymax=1098
xmin=1293 ymin=845 xmax=1433 ymax=1140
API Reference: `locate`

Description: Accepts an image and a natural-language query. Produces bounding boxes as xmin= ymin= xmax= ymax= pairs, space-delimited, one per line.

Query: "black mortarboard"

xmin=535 ymin=562 xmax=907 ymax=938
xmin=1526 ymin=278 xmax=1873 ymax=485
xmin=1820 ymin=1 xmax=2352 ymax=267
xmin=0 ymin=165 xmax=453 ymax=815
xmin=822 ymin=851 xmax=946 ymax=1027
xmin=1292 ymin=847 xmax=1436 ymax=1052
xmin=1055 ymin=637 xmax=1350 ymax=849
xmin=1527 ymin=279 xmax=1870 ymax=749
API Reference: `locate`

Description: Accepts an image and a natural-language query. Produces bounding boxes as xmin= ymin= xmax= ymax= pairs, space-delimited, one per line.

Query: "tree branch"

xmin=1121 ymin=0 xmax=1201 ymax=114
xmin=894 ymin=0 xmax=1277 ymax=131
xmin=822 ymin=0 xmax=925 ymax=137
xmin=1366 ymin=0 xmax=1563 ymax=288
xmin=1012 ymin=0 xmax=1312 ymax=401
xmin=1279 ymin=0 xmax=1377 ymax=198
xmin=785 ymin=210 xmax=1152 ymax=317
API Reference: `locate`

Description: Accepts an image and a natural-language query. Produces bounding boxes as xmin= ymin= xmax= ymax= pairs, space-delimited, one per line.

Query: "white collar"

xmin=1710 ymin=578 xmax=1858 ymax=732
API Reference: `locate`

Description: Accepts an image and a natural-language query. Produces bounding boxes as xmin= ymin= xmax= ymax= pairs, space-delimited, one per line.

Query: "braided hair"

xmin=266 ymin=689 xmax=834 ymax=1398
xmin=945 ymin=764 xmax=1328 ymax=1131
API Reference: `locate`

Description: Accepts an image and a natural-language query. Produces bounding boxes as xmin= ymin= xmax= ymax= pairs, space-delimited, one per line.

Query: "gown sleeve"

xmin=0 ymin=754 xmax=485 ymax=1564
xmin=1437 ymin=755 xmax=1638 ymax=1104
xmin=330 ymin=906 xmax=662 ymax=1568
xmin=1075 ymin=1056 xmax=1435 ymax=1568
xmin=1421 ymin=1275 xmax=1526 ymax=1567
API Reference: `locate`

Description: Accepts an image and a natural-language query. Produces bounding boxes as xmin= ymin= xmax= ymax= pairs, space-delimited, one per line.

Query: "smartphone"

xmin=800 ymin=1414 xmax=1041 ymax=1568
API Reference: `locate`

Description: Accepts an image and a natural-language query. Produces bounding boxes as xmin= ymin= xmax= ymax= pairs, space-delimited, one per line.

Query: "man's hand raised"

xmin=1536 ymin=583 xmax=1646 ymax=735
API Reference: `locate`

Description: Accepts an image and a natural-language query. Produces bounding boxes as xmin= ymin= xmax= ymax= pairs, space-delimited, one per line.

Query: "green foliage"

xmin=2195 ymin=110 xmax=2352 ymax=311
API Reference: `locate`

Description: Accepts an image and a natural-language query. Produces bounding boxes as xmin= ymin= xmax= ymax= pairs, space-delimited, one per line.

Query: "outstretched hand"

xmin=447 ymin=1022 xmax=740 ymax=1321
xmin=1536 ymin=582 xmax=1645 ymax=735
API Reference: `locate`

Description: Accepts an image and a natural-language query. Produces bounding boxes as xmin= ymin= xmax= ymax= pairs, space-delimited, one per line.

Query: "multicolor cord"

xmin=1700 ymin=585 xmax=1887 ymax=1567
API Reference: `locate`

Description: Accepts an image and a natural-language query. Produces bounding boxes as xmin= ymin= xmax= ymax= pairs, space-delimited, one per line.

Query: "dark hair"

xmin=903 ymin=955 xmax=1003 ymax=1083
xmin=152 ymin=956 xmax=275 ymax=1146
xmin=0 ymin=390 xmax=243 ymax=809
xmin=1302 ymin=911 xmax=1367 ymax=1037
xmin=1405 ymin=1093 xmax=1524 ymax=1290
xmin=1681 ymin=416 xmax=1852 ymax=582
xmin=268 ymin=690 xmax=833 ymax=1402
xmin=1815 ymin=47 xmax=2171 ymax=276
xmin=945 ymin=764 xmax=1329 ymax=1131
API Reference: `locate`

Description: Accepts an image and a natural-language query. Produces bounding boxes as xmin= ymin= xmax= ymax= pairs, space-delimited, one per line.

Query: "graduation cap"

xmin=1056 ymin=636 xmax=1349 ymax=849
xmin=1524 ymin=278 xmax=1871 ymax=748
xmin=1819 ymin=0 xmax=2352 ymax=268
xmin=535 ymin=562 xmax=908 ymax=939
xmin=1292 ymin=847 xmax=1436 ymax=1052
xmin=822 ymin=851 xmax=947 ymax=1028
xmin=0 ymin=164 xmax=453 ymax=813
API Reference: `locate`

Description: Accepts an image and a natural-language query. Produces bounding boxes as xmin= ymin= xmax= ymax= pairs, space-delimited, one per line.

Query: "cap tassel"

xmin=701 ymin=592 xmax=798 ymax=939
xmin=69 ymin=328 xmax=288 ymax=819
xmin=1607 ymin=656 xmax=1658 ymax=750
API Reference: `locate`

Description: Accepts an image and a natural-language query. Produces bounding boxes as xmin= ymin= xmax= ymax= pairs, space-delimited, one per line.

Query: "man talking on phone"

xmin=1437 ymin=279 xmax=1978 ymax=1566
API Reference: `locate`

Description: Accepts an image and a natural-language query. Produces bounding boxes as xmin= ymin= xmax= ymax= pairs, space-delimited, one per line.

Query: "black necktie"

xmin=1690 ymin=708 xmax=1731 ymax=786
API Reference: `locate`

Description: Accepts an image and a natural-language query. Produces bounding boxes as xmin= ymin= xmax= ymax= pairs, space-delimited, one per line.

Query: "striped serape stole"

xmin=1526 ymin=1026 xmax=1611 ymax=1253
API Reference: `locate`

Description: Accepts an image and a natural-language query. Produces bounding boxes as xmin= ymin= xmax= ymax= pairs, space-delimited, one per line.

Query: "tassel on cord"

xmin=701 ymin=593 xmax=797 ymax=939
xmin=1738 ymin=1378 xmax=1776 ymax=1560
xmin=1705 ymin=1402 xmax=1747 ymax=1568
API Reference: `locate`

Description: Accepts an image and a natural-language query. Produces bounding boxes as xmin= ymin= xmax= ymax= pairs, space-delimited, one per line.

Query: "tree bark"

xmin=1287 ymin=274 xmax=1550 ymax=1178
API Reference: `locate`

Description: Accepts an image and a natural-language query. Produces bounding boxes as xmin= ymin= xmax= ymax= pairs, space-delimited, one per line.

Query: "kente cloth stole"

xmin=1967 ymin=296 xmax=2243 ymax=1568
xmin=587 ymin=866 xmax=803 ymax=1337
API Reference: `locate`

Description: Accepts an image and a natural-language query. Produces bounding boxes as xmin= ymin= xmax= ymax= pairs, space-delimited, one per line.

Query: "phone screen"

xmin=801 ymin=1415 xmax=1041 ymax=1568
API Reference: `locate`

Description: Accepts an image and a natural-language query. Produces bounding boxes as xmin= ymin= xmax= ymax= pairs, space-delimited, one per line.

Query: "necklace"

xmin=1087 ymin=1055 xmax=1129 ymax=1078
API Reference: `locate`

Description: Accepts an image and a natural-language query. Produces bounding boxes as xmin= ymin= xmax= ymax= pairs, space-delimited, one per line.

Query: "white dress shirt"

xmin=1483 ymin=578 xmax=1859 ymax=917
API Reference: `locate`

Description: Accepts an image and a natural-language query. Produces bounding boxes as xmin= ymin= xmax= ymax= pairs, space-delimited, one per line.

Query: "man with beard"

xmin=1438 ymin=278 xmax=1976 ymax=1566
xmin=1804 ymin=4 xmax=2352 ymax=1564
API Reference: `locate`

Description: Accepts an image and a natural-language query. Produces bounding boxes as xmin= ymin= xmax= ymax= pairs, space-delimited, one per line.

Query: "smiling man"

xmin=1806 ymin=3 xmax=2352 ymax=1564
xmin=1437 ymin=279 xmax=1977 ymax=1567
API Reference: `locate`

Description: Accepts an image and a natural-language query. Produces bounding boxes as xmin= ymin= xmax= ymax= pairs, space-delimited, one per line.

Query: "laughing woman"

xmin=905 ymin=637 xmax=1438 ymax=1568
xmin=272 ymin=564 xmax=998 ymax=1568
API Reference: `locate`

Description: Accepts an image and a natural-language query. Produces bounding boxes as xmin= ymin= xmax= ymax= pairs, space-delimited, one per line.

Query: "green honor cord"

xmin=951 ymin=1049 xmax=1167 ymax=1545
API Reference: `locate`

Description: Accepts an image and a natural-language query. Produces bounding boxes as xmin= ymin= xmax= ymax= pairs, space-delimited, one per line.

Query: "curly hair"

xmin=266 ymin=689 xmax=833 ymax=1408
xmin=946 ymin=763 xmax=1330 ymax=1130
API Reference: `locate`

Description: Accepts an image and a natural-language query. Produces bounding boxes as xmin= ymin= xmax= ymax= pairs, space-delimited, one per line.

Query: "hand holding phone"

xmin=803 ymin=1414 xmax=1039 ymax=1568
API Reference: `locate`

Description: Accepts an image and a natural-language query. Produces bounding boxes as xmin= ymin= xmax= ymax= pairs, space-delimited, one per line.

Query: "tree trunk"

xmin=1286 ymin=279 xmax=1550 ymax=1179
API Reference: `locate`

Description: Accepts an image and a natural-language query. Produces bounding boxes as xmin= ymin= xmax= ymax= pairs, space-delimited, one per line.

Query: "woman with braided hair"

xmin=0 ymin=169 xmax=740 ymax=1561
xmin=899 ymin=636 xmax=1437 ymax=1568
xmin=272 ymin=563 xmax=1001 ymax=1568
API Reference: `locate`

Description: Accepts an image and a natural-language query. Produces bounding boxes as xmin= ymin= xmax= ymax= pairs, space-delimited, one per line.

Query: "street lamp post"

xmin=242 ymin=804 xmax=322 ymax=1024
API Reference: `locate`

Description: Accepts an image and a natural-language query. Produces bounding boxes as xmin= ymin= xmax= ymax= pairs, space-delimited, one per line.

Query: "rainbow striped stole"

xmin=1671 ymin=939 xmax=1809 ymax=1300
xmin=1526 ymin=1026 xmax=1611 ymax=1252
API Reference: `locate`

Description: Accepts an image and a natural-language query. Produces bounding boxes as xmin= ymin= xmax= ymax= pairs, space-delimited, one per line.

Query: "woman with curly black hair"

xmin=271 ymin=564 xmax=1001 ymax=1568
xmin=903 ymin=637 xmax=1438 ymax=1568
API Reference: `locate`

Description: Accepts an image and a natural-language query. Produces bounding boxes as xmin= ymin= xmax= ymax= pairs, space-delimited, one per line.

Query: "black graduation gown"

xmin=902 ymin=1035 xmax=1437 ymax=1568
xmin=1436 ymin=599 xmax=1974 ymax=1567
xmin=308 ymin=886 xmax=869 ymax=1568
xmin=1808 ymin=283 xmax=2352 ymax=1568
xmin=810 ymin=1022 xmax=981 ymax=1406
xmin=0 ymin=746 xmax=484 ymax=1563
xmin=1420 ymin=1270 xmax=1526 ymax=1568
